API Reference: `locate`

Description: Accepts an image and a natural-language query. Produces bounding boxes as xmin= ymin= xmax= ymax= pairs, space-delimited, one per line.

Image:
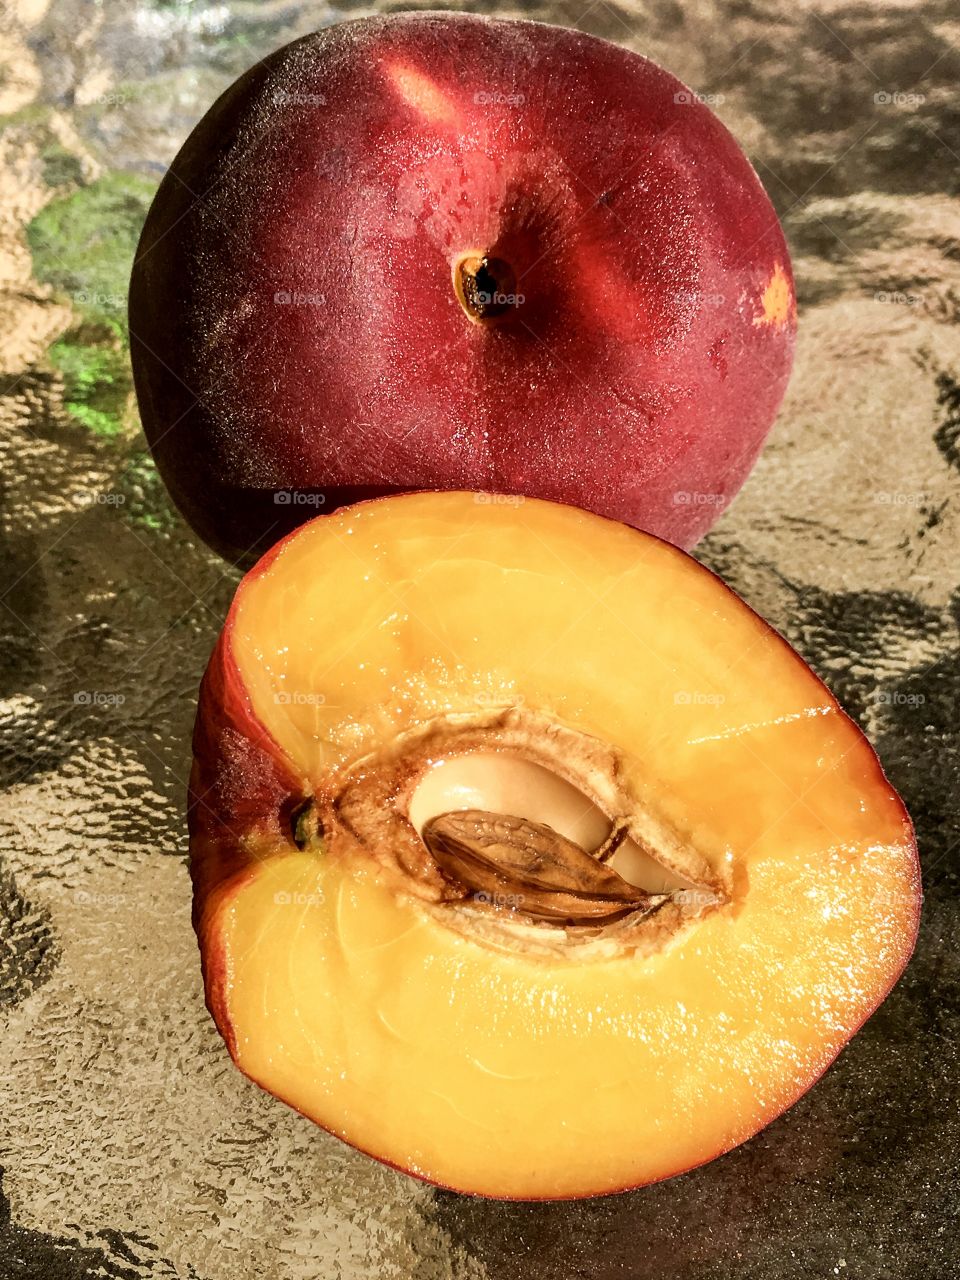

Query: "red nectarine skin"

xmin=130 ymin=13 xmax=796 ymax=563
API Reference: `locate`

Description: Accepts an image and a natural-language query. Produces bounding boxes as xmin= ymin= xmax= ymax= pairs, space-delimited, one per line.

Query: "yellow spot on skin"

xmin=754 ymin=261 xmax=794 ymax=328
xmin=385 ymin=61 xmax=459 ymax=126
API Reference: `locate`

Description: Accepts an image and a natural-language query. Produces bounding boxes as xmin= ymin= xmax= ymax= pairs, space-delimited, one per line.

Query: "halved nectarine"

xmin=190 ymin=492 xmax=920 ymax=1199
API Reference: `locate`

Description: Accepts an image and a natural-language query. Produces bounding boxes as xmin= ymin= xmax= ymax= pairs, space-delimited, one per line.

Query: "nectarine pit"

xmin=423 ymin=809 xmax=666 ymax=923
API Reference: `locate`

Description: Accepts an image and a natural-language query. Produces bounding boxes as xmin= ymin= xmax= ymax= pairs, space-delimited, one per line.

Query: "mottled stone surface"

xmin=0 ymin=0 xmax=956 ymax=1276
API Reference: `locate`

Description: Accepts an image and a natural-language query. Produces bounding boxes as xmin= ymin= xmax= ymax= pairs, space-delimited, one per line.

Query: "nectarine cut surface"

xmin=130 ymin=13 xmax=796 ymax=563
xmin=190 ymin=493 xmax=919 ymax=1198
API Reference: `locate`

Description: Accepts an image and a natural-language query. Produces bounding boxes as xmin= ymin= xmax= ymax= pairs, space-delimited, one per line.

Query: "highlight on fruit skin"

xmin=130 ymin=11 xmax=796 ymax=565
xmin=189 ymin=491 xmax=920 ymax=1200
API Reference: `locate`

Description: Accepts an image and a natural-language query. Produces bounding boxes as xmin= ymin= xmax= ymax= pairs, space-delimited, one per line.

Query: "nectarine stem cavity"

xmin=453 ymin=252 xmax=521 ymax=323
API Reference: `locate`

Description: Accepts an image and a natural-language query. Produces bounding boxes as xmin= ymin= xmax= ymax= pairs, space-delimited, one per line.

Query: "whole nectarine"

xmin=190 ymin=492 xmax=919 ymax=1199
xmin=130 ymin=13 xmax=796 ymax=563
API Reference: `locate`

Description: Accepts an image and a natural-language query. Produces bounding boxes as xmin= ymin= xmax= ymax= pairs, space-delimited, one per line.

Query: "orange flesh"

xmin=203 ymin=493 xmax=919 ymax=1198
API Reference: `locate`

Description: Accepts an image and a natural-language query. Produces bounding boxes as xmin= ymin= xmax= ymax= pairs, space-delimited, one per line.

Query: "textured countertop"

xmin=0 ymin=1 xmax=957 ymax=1277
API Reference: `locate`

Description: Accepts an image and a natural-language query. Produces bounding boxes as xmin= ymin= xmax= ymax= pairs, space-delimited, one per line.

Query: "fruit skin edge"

xmin=187 ymin=490 xmax=922 ymax=1201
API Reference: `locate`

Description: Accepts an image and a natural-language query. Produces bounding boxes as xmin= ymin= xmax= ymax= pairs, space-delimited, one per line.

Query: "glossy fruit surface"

xmin=130 ymin=13 xmax=796 ymax=563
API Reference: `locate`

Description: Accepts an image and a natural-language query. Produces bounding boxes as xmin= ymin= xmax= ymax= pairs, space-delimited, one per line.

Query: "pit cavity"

xmin=408 ymin=751 xmax=691 ymax=895
xmin=325 ymin=708 xmax=725 ymax=953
